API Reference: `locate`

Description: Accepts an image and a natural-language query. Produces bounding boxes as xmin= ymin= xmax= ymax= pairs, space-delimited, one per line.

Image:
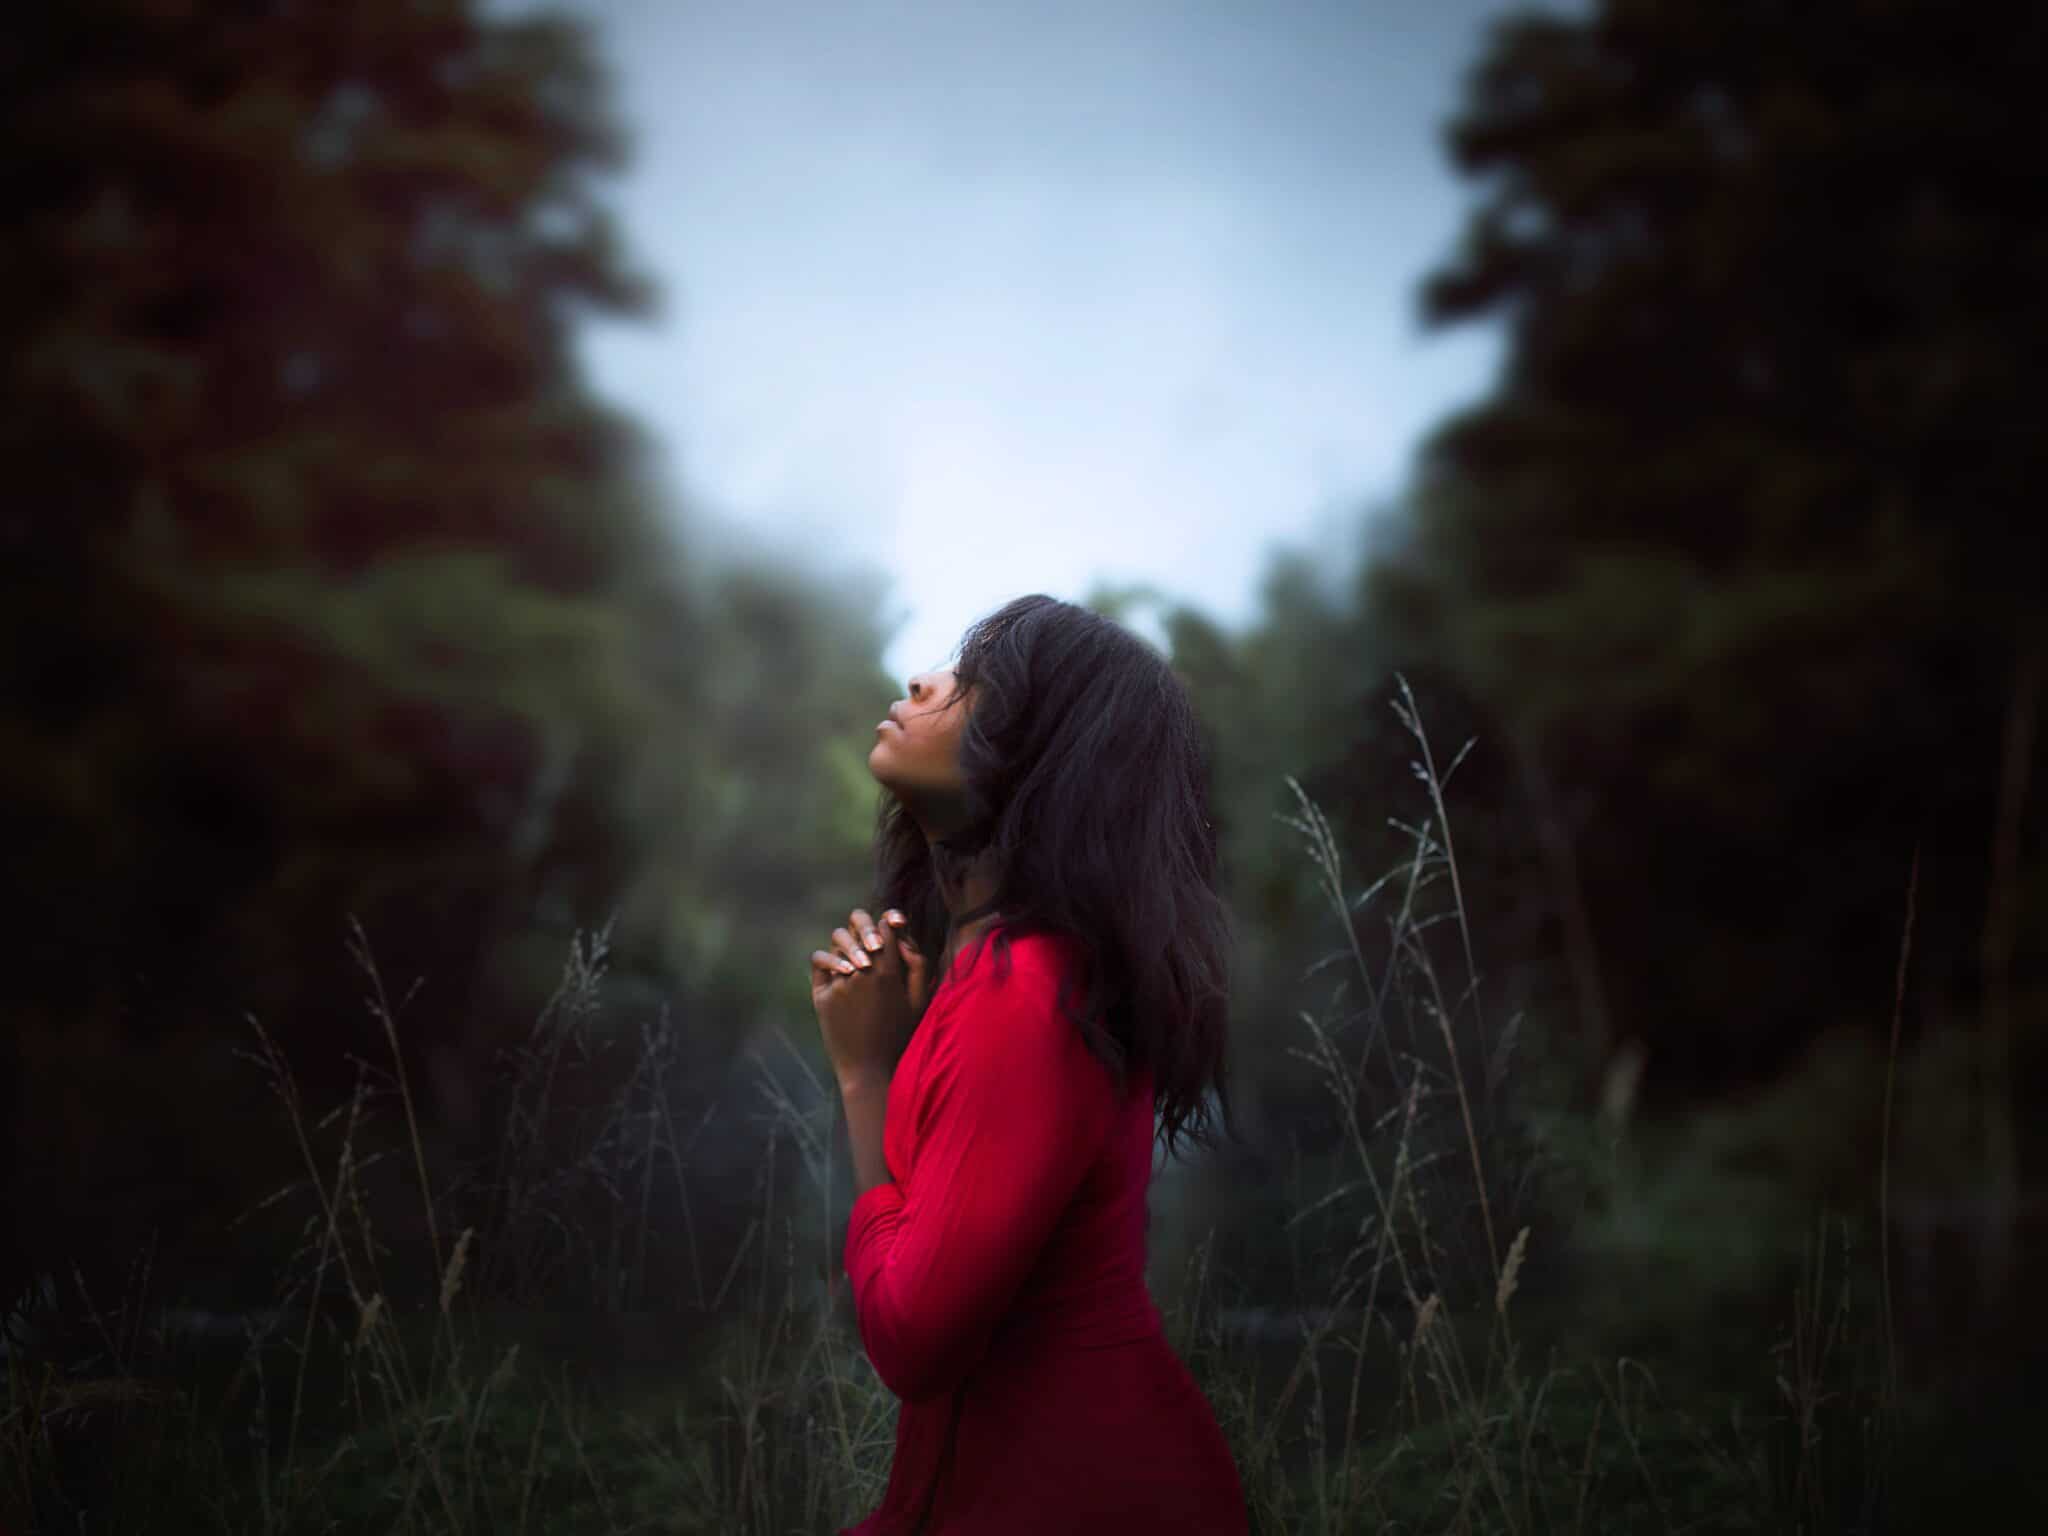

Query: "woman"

xmin=811 ymin=594 xmax=1249 ymax=1534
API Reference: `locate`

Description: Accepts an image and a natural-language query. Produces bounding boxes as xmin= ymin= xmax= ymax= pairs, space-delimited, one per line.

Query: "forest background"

xmin=2 ymin=0 xmax=2041 ymax=1529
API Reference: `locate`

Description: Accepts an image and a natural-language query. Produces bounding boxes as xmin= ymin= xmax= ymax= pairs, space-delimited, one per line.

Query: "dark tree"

xmin=0 ymin=0 xmax=696 ymax=1300
xmin=1391 ymin=0 xmax=2045 ymax=1106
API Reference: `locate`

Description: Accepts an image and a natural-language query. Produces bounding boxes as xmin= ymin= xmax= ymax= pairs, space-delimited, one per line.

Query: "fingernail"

xmin=865 ymin=931 xmax=882 ymax=950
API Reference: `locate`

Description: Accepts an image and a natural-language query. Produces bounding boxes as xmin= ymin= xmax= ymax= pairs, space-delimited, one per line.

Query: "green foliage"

xmin=1 ymin=0 xmax=647 ymax=1048
xmin=1 ymin=0 xmax=2034 ymax=1525
xmin=1366 ymin=0 xmax=2048 ymax=1097
xmin=0 ymin=775 xmax=1901 ymax=1532
xmin=0 ymin=0 xmax=895 ymax=1314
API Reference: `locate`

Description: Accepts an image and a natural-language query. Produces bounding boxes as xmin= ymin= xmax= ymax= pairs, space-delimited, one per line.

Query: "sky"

xmin=557 ymin=0 xmax=1537 ymax=683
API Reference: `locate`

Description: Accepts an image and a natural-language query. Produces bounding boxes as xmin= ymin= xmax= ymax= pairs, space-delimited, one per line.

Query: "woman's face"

xmin=869 ymin=665 xmax=971 ymax=804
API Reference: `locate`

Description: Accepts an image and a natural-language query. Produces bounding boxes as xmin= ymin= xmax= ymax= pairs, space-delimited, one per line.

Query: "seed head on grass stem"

xmin=1496 ymin=1226 xmax=1530 ymax=1316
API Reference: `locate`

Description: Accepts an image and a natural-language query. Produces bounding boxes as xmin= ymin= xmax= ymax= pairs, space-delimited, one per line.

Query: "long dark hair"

xmin=873 ymin=594 xmax=1240 ymax=1162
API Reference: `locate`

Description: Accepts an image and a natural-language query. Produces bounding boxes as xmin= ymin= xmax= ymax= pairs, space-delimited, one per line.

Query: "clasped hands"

xmin=811 ymin=907 xmax=932 ymax=1089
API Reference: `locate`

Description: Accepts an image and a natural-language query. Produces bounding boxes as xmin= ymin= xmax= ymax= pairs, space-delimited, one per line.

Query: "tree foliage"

xmin=1371 ymin=0 xmax=2045 ymax=1093
xmin=0 ymin=0 xmax=893 ymax=1300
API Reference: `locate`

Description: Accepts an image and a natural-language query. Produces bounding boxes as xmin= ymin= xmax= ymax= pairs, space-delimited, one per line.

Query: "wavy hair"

xmin=873 ymin=594 xmax=1240 ymax=1162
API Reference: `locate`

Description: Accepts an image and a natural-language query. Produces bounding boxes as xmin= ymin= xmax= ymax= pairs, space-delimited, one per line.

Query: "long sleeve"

xmin=844 ymin=954 xmax=1118 ymax=1403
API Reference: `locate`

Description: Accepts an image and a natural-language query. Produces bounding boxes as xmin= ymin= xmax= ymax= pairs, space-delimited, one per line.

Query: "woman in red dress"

xmin=811 ymin=594 xmax=1249 ymax=1534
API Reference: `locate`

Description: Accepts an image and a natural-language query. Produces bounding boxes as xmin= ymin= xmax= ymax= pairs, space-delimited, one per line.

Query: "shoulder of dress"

xmin=929 ymin=935 xmax=1086 ymax=1043
xmin=967 ymin=928 xmax=1078 ymax=992
xmin=941 ymin=934 xmax=1121 ymax=1102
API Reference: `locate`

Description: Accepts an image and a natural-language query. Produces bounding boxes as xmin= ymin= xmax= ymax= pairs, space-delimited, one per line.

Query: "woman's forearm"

xmin=841 ymin=1071 xmax=894 ymax=1197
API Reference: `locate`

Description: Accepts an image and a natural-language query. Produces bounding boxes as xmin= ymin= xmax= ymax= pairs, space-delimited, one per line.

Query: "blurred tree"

xmin=1340 ymin=0 xmax=2048 ymax=1330
xmin=0 ymin=0 xmax=893 ymax=1304
xmin=1380 ymin=0 xmax=2045 ymax=1102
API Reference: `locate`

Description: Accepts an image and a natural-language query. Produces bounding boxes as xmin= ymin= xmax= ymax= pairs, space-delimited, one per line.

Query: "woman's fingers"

xmin=833 ymin=925 xmax=871 ymax=971
xmin=817 ymin=912 xmax=901 ymax=990
xmin=849 ymin=908 xmax=884 ymax=953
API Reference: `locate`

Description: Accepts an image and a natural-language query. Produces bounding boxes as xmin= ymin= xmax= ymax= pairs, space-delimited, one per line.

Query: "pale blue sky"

xmin=558 ymin=0 xmax=1541 ymax=681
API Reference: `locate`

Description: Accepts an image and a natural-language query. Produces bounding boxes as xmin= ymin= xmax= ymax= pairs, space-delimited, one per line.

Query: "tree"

xmin=1383 ymin=0 xmax=2045 ymax=1107
xmin=0 ymin=0 xmax=894 ymax=1303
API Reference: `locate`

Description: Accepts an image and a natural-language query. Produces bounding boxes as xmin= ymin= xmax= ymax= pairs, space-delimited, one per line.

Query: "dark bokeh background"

xmin=2 ymin=0 xmax=2042 ymax=1528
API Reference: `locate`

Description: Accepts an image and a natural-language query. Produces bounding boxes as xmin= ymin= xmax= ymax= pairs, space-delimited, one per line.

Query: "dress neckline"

xmin=935 ymin=917 xmax=1010 ymax=998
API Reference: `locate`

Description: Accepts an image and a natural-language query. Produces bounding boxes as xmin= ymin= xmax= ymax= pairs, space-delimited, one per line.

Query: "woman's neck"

xmin=933 ymin=844 xmax=1004 ymax=973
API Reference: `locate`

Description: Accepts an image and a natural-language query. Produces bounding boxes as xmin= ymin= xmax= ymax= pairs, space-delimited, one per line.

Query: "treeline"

xmin=2 ymin=0 xmax=2041 ymax=1343
xmin=0 ymin=0 xmax=893 ymax=1309
xmin=1140 ymin=0 xmax=2046 ymax=1325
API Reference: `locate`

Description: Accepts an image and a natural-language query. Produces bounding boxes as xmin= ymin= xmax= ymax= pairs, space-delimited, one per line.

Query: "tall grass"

xmin=1 ymin=676 xmax=1906 ymax=1532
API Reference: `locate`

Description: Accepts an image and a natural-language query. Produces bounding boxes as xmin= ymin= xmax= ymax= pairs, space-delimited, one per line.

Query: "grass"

xmin=1 ymin=673 xmax=1946 ymax=1532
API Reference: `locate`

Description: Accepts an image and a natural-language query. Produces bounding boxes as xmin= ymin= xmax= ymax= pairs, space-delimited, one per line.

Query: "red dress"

xmin=840 ymin=926 xmax=1247 ymax=1535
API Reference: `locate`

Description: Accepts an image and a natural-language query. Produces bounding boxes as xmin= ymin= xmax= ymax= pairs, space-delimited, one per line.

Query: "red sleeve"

xmin=843 ymin=951 xmax=1118 ymax=1403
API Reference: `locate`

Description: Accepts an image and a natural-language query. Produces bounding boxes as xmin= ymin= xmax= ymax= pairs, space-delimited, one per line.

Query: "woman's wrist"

xmin=840 ymin=1068 xmax=893 ymax=1196
xmin=838 ymin=1066 xmax=892 ymax=1099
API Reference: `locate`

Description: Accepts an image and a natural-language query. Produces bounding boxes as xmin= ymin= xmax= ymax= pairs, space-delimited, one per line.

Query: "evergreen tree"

xmin=0 ymin=0 xmax=894 ymax=1302
xmin=1385 ymin=0 xmax=2045 ymax=1100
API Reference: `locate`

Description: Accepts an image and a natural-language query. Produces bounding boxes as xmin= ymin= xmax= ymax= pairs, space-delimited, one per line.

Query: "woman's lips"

xmin=876 ymin=719 xmax=899 ymax=731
